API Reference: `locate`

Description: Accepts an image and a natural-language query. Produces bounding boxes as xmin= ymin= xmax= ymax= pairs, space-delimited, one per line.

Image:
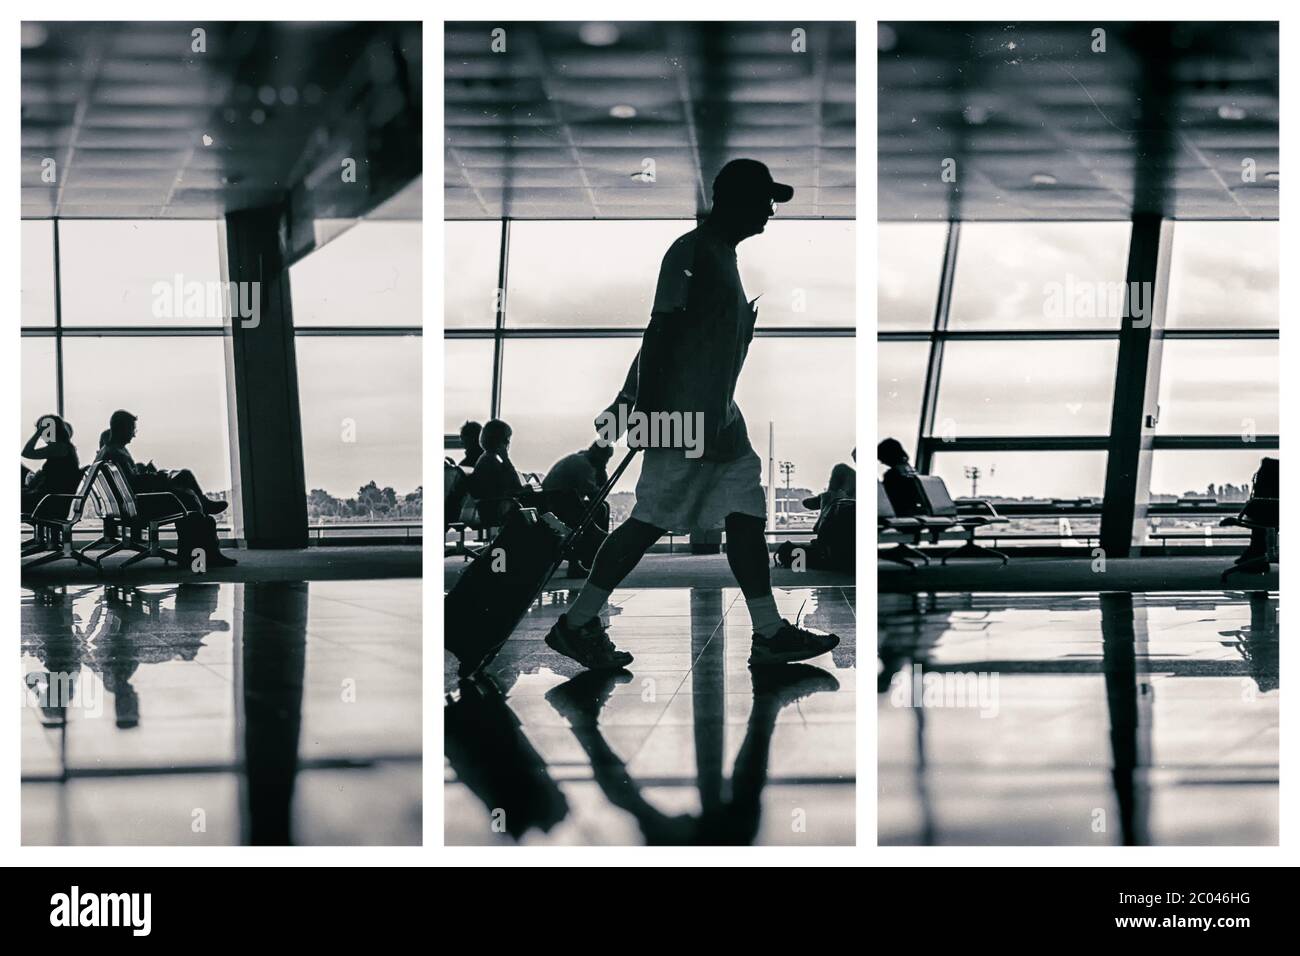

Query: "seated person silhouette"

xmin=469 ymin=420 xmax=607 ymax=576
xmin=542 ymin=441 xmax=615 ymax=576
xmin=1223 ymin=456 xmax=1279 ymax=574
xmin=878 ymin=438 xmax=925 ymax=516
xmin=97 ymin=409 xmax=236 ymax=568
xmin=458 ymin=420 xmax=484 ymax=468
xmin=543 ymin=441 xmax=614 ymax=500
xmin=802 ymin=450 xmax=856 ymax=512
xmin=98 ymin=409 xmax=227 ymax=516
xmin=22 ymin=414 xmax=82 ymax=512
xmin=467 ymin=418 xmax=526 ymax=525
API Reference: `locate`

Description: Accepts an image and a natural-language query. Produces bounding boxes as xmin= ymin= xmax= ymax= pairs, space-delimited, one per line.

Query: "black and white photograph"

xmin=443 ymin=20 xmax=856 ymax=845
xmin=20 ymin=20 xmax=423 ymax=845
xmin=877 ymin=21 xmax=1279 ymax=845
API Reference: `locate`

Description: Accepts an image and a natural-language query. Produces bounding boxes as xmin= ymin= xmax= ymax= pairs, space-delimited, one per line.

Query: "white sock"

xmin=567 ymin=584 xmax=612 ymax=628
xmin=746 ymin=594 xmax=785 ymax=638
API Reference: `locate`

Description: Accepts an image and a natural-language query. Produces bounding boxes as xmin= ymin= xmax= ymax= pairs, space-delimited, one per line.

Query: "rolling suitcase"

xmin=445 ymin=448 xmax=637 ymax=678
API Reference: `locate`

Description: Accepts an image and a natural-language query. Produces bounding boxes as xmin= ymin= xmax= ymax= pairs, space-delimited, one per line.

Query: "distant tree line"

xmin=307 ymin=481 xmax=423 ymax=521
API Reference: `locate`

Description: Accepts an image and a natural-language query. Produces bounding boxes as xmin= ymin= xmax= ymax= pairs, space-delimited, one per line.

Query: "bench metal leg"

xmin=941 ymin=540 xmax=1009 ymax=565
xmin=879 ymin=542 xmax=927 ymax=568
xmin=23 ymin=544 xmax=99 ymax=572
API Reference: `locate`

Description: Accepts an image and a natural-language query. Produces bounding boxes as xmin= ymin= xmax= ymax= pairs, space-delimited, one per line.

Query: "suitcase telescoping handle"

xmin=562 ymin=447 xmax=640 ymax=553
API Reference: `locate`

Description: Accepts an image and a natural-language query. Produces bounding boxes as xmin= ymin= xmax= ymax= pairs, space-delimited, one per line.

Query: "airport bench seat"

xmin=877 ymin=482 xmax=953 ymax=567
xmin=21 ymin=463 xmax=102 ymax=572
xmin=912 ymin=475 xmax=1010 ymax=565
xmin=1220 ymin=495 xmax=1279 ymax=583
xmin=81 ymin=461 xmax=193 ymax=571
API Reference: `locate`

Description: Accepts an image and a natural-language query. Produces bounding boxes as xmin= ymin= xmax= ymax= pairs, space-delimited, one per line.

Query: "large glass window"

xmin=290 ymin=221 xmax=421 ymax=327
xmin=878 ymin=223 xmax=946 ymax=331
xmin=295 ymin=337 xmax=422 ymax=502
xmin=1165 ymin=222 xmax=1279 ymax=329
xmin=290 ymin=220 xmax=422 ymax=524
xmin=948 ymin=222 xmax=1131 ymax=330
xmin=734 ymin=338 xmax=856 ymax=495
xmin=498 ymin=338 xmax=645 ymax=496
xmin=445 ymin=221 xmax=503 ymax=329
xmin=1156 ymin=339 xmax=1279 ymax=436
xmin=505 ymin=221 xmax=692 ymax=328
xmin=58 ymin=221 xmax=224 ymax=327
xmin=21 ymin=220 xmax=56 ymax=327
xmin=444 ymin=338 xmax=494 ymax=437
xmin=878 ymin=341 xmax=928 ymax=446
xmin=879 ymin=216 xmax=1277 ymax=547
xmin=737 ymin=220 xmax=855 ymax=327
xmin=21 ymin=337 xmax=57 ymax=438
xmin=933 ymin=340 xmax=1117 ymax=436
xmin=930 ymin=450 xmax=1108 ymax=502
xmin=24 ymin=221 xmax=234 ymax=506
xmin=61 ymin=337 xmax=232 ymax=493
xmin=1149 ymin=450 xmax=1278 ymax=502
xmin=21 ymin=216 xmax=422 ymax=537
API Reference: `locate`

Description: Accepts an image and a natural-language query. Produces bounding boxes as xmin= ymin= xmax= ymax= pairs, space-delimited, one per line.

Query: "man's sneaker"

xmin=751 ymin=662 xmax=840 ymax=706
xmin=545 ymin=613 xmax=634 ymax=671
xmin=749 ymin=621 xmax=839 ymax=667
xmin=546 ymin=669 xmax=633 ymax=726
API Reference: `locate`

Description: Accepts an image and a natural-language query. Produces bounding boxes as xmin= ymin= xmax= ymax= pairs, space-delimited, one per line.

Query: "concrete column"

xmin=1098 ymin=215 xmax=1172 ymax=557
xmin=219 ymin=205 xmax=309 ymax=549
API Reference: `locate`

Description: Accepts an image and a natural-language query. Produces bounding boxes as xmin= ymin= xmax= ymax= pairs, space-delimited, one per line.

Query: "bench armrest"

xmin=134 ymin=491 xmax=196 ymax=517
xmin=956 ymin=498 xmax=1002 ymax=519
xmin=31 ymin=493 xmax=83 ymax=521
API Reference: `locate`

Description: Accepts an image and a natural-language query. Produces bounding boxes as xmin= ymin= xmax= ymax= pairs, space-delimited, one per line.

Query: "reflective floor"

xmin=22 ymin=580 xmax=421 ymax=845
xmin=879 ymin=591 xmax=1278 ymax=846
xmin=445 ymin=586 xmax=855 ymax=845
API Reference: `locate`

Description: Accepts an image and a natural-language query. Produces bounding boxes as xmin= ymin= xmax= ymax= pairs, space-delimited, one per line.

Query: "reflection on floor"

xmin=444 ymin=586 xmax=855 ymax=846
xmin=22 ymin=580 xmax=421 ymax=845
xmin=878 ymin=591 xmax=1278 ymax=846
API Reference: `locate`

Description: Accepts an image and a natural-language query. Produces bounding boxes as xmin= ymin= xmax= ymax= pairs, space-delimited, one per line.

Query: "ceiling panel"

xmin=445 ymin=21 xmax=856 ymax=220
xmin=21 ymin=21 xmax=422 ymax=221
xmin=879 ymin=21 xmax=1279 ymax=221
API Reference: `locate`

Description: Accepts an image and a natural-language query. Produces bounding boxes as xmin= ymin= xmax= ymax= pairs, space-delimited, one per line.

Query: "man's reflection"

xmin=446 ymin=587 xmax=842 ymax=844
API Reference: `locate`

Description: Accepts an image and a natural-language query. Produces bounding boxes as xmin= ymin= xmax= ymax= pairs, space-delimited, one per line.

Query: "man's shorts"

xmin=628 ymin=445 xmax=766 ymax=533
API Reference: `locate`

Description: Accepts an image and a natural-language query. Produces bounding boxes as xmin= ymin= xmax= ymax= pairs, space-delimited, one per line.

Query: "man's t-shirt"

xmin=634 ymin=221 xmax=758 ymax=463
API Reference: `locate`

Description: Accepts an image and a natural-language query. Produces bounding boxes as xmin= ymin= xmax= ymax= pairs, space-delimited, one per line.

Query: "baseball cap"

xmin=712 ymin=158 xmax=794 ymax=204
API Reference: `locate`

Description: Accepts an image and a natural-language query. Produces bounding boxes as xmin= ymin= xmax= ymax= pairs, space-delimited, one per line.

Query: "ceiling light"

xmin=963 ymin=104 xmax=990 ymax=125
xmin=1265 ymin=171 xmax=1280 ymax=182
xmin=1217 ymin=104 xmax=1246 ymax=120
xmin=878 ymin=25 xmax=897 ymax=52
xmin=201 ymin=133 xmax=214 ymax=147
xmin=609 ymin=104 xmax=637 ymax=119
xmin=1030 ymin=173 xmax=1057 ymax=186
xmin=579 ymin=23 xmax=620 ymax=46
